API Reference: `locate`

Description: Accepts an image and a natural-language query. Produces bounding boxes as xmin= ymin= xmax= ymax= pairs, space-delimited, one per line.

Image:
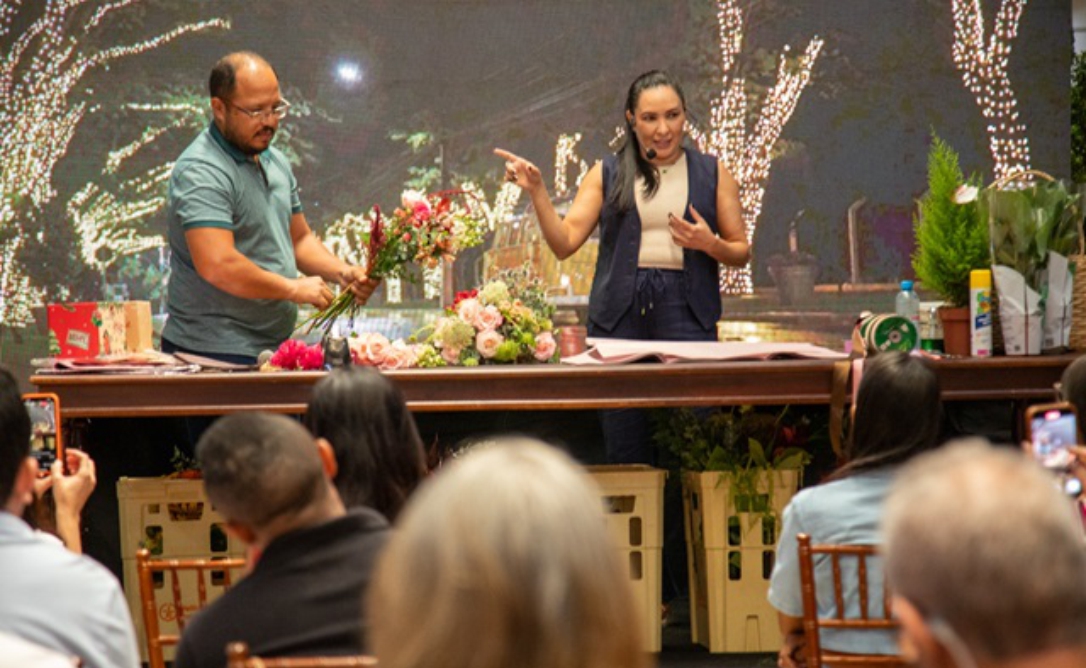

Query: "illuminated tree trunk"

xmin=951 ymin=0 xmax=1031 ymax=180
xmin=699 ymin=0 xmax=823 ymax=295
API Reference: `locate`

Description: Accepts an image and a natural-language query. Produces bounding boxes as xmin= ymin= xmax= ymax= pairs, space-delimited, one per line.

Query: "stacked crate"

xmin=683 ymin=469 xmax=800 ymax=652
xmin=117 ymin=477 xmax=245 ymax=661
xmin=586 ymin=465 xmax=667 ymax=652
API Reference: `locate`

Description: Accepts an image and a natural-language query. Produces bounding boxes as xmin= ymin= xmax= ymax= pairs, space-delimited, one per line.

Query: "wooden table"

xmin=31 ymin=353 xmax=1079 ymax=419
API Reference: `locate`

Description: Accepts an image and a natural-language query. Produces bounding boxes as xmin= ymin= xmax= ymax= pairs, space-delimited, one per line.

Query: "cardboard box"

xmin=47 ymin=301 xmax=152 ymax=357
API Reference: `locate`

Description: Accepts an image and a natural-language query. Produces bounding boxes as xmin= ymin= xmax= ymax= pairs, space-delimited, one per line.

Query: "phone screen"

xmin=1029 ymin=407 xmax=1077 ymax=469
xmin=22 ymin=394 xmax=61 ymax=472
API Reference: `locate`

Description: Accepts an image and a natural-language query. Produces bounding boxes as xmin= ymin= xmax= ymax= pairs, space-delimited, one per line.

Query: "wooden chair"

xmin=136 ymin=548 xmax=247 ymax=668
xmin=796 ymin=533 xmax=906 ymax=667
xmin=225 ymin=641 xmax=377 ymax=668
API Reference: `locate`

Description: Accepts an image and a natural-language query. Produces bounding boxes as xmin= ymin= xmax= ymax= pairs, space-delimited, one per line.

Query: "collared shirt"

xmin=164 ymin=123 xmax=302 ymax=358
xmin=0 ymin=513 xmax=139 ymax=668
xmin=767 ymin=468 xmax=899 ymax=656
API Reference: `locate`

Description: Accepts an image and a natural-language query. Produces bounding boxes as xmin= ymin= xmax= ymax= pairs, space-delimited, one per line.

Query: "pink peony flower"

xmin=473 ymin=304 xmax=504 ymax=332
xmin=456 ymin=297 xmax=482 ymax=325
xmin=533 ymin=331 xmax=557 ymax=361
xmin=298 ymin=343 xmax=325 ymax=370
xmin=269 ymin=339 xmax=308 ymax=369
xmin=475 ymin=329 xmax=504 ymax=359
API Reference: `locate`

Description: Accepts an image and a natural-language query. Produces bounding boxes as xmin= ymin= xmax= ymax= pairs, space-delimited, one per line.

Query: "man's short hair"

xmin=208 ymin=51 xmax=274 ymax=100
xmin=196 ymin=412 xmax=326 ymax=529
xmin=0 ymin=367 xmax=31 ymax=504
xmin=882 ymin=440 xmax=1086 ymax=663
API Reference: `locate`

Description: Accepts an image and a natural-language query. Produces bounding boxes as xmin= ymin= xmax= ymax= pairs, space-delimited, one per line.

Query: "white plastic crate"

xmin=586 ymin=465 xmax=666 ymax=653
xmin=116 ymin=477 xmax=246 ymax=661
xmin=683 ymin=469 xmax=800 ymax=652
xmin=117 ymin=476 xmax=242 ymax=559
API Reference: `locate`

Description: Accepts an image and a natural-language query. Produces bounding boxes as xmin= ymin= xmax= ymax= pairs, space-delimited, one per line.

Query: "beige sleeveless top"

xmin=636 ymin=153 xmax=688 ymax=269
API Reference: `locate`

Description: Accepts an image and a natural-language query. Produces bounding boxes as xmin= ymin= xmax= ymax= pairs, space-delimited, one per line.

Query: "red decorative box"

xmin=47 ymin=301 xmax=153 ymax=358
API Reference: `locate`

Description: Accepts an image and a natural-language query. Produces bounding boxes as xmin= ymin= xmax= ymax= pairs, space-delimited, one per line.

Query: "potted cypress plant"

xmin=912 ymin=134 xmax=988 ymax=356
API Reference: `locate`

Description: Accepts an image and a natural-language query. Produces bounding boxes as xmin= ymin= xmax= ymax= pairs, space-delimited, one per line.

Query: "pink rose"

xmin=381 ymin=341 xmax=416 ymax=370
xmin=441 ymin=345 xmax=462 ymax=365
xmin=456 ymin=297 xmax=482 ymax=325
xmin=475 ymin=329 xmax=504 ymax=359
xmin=473 ymin=304 xmax=504 ymax=332
xmin=360 ymin=333 xmax=391 ymax=366
xmin=533 ymin=331 xmax=557 ymax=361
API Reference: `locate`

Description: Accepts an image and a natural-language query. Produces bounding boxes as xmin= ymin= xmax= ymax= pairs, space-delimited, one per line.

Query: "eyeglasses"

xmin=224 ymin=99 xmax=291 ymax=121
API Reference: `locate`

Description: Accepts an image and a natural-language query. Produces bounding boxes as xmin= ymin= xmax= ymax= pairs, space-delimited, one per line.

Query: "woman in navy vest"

xmin=495 ymin=70 xmax=749 ymax=464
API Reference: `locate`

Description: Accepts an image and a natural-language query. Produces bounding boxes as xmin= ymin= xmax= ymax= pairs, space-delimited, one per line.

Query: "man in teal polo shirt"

xmin=164 ymin=51 xmax=377 ymax=364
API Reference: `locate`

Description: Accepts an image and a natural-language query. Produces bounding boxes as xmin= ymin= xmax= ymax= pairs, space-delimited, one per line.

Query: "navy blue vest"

xmin=588 ymin=147 xmax=722 ymax=332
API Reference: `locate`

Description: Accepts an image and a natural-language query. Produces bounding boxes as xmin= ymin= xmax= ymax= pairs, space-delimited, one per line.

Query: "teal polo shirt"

xmin=164 ymin=123 xmax=303 ymax=358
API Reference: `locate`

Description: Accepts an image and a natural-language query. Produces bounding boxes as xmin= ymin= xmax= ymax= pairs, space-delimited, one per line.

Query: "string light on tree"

xmin=950 ymin=0 xmax=1030 ymax=180
xmin=0 ymin=1 xmax=229 ymax=327
xmin=554 ymin=133 xmax=590 ymax=198
xmin=697 ymin=0 xmax=823 ymax=294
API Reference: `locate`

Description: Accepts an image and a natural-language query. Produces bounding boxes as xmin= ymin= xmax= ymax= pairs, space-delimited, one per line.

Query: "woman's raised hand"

xmin=494 ymin=148 xmax=544 ymax=193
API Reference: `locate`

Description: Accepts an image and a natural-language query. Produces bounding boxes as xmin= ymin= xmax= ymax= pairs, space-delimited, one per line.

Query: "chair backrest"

xmin=225 ymin=641 xmax=377 ymax=668
xmin=136 ymin=548 xmax=247 ymax=668
xmin=796 ymin=533 xmax=905 ymax=667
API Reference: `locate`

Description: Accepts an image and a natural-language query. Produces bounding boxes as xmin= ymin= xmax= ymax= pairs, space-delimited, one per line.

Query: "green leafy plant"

xmin=1072 ymin=51 xmax=1086 ymax=184
xmin=912 ymin=134 xmax=988 ymax=307
xmin=984 ymin=178 xmax=1081 ymax=291
xmin=653 ymin=405 xmax=817 ymax=550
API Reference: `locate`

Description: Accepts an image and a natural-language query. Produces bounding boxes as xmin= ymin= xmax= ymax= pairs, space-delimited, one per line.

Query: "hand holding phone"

xmin=1024 ymin=402 xmax=1079 ymax=470
xmin=22 ymin=393 xmax=62 ymax=476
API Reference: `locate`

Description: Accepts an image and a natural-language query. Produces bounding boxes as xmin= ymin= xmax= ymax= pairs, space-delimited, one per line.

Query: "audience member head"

xmin=305 ymin=367 xmax=427 ymax=521
xmin=197 ymin=412 xmax=340 ymax=544
xmin=0 ymin=367 xmax=32 ymax=510
xmin=839 ymin=351 xmax=941 ymax=477
xmin=368 ymin=437 xmax=649 ymax=668
xmin=1059 ymin=354 xmax=1086 ymax=419
xmin=883 ymin=440 xmax=1086 ymax=668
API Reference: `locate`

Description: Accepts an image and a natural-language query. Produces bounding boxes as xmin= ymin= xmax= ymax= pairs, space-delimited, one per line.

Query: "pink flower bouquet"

xmin=413 ymin=275 xmax=558 ymax=367
xmin=302 ymin=188 xmax=487 ymax=334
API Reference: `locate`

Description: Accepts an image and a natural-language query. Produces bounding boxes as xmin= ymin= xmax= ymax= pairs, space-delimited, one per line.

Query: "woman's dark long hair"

xmin=305 ymin=367 xmax=428 ymax=522
xmin=608 ymin=70 xmax=688 ymax=212
xmin=833 ymin=352 xmax=942 ymax=479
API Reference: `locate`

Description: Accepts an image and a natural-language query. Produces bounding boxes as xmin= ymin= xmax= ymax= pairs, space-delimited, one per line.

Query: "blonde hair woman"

xmin=367 ymin=438 xmax=650 ymax=668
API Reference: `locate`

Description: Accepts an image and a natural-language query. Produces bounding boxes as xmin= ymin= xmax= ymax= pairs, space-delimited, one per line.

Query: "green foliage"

xmin=912 ymin=135 xmax=988 ymax=307
xmin=1072 ymin=52 xmax=1086 ymax=184
xmin=984 ymin=179 xmax=1081 ymax=290
xmin=652 ymin=405 xmax=815 ymax=474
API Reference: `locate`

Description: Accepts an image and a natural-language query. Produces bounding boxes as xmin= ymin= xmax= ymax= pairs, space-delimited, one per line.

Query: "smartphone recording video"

xmin=22 ymin=393 xmax=62 ymax=474
xmin=1025 ymin=402 xmax=1078 ymax=470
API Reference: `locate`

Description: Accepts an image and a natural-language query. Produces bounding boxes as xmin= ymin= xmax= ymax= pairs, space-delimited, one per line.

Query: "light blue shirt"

xmin=164 ymin=123 xmax=302 ymax=358
xmin=0 ymin=513 xmax=139 ymax=668
xmin=768 ymin=468 xmax=899 ymax=656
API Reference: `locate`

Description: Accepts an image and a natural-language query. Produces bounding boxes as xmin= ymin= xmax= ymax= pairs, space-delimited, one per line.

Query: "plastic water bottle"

xmin=895 ymin=280 xmax=921 ymax=348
